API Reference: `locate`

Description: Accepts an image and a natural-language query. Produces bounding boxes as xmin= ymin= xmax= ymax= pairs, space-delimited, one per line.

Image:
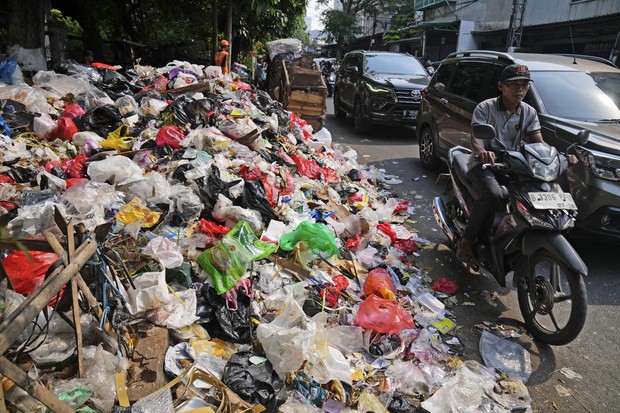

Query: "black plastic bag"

xmin=222 ymin=351 xmax=287 ymax=413
xmin=196 ymin=165 xmax=243 ymax=215
xmin=161 ymin=95 xmax=192 ymax=126
xmin=4 ymin=166 xmax=38 ymax=184
xmin=385 ymin=392 xmax=422 ymax=413
xmin=238 ymin=180 xmax=278 ymax=223
xmin=184 ymin=99 xmax=215 ymax=128
xmin=196 ymin=285 xmax=253 ymax=344
xmin=75 ymin=104 xmax=122 ymax=137
xmin=53 ymin=59 xmax=103 ymax=84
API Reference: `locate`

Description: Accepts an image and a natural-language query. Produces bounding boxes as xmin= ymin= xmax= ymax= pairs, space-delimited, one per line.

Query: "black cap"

xmin=501 ymin=64 xmax=532 ymax=82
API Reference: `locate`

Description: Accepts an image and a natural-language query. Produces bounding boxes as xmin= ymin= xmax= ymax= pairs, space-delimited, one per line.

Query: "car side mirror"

xmin=472 ymin=124 xmax=497 ymax=140
xmin=346 ymin=66 xmax=359 ymax=75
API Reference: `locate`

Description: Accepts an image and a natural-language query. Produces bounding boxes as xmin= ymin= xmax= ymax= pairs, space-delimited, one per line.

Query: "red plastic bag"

xmin=363 ymin=267 xmax=397 ymax=300
xmin=394 ymin=200 xmax=409 ymax=214
xmin=199 ymin=219 xmax=231 ymax=236
xmin=140 ymin=75 xmax=168 ymax=93
xmin=346 ymin=234 xmax=362 ymax=251
xmin=355 ymin=295 xmax=415 ymax=333
xmin=291 ymin=153 xmax=321 ymax=179
xmin=155 ymin=125 xmax=185 ymax=149
xmin=0 ymin=174 xmax=16 ymax=184
xmin=239 ymin=164 xmax=261 ymax=181
xmin=432 ymin=277 xmax=459 ymax=294
xmin=65 ymin=178 xmax=89 ymax=189
xmin=261 ymin=174 xmax=279 ymax=207
xmin=47 ymin=117 xmax=78 ymax=142
xmin=394 ymin=239 xmax=419 ymax=255
xmin=377 ymin=223 xmax=398 ymax=244
xmin=60 ymin=104 xmax=86 ymax=119
xmin=232 ymin=81 xmax=252 ymax=91
xmin=320 ymin=274 xmax=350 ymax=307
xmin=63 ymin=154 xmax=87 ymax=178
xmin=320 ymin=168 xmax=340 ymax=183
xmin=278 ymin=169 xmax=295 ymax=196
xmin=3 ymin=250 xmax=62 ymax=305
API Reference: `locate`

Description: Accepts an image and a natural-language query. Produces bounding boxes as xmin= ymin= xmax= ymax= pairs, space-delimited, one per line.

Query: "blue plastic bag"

xmin=0 ymin=58 xmax=18 ymax=85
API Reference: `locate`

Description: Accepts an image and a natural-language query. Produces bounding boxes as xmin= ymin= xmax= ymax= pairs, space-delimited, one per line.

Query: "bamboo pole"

xmin=0 ymin=241 xmax=97 ymax=354
xmin=0 ymin=356 xmax=75 ymax=413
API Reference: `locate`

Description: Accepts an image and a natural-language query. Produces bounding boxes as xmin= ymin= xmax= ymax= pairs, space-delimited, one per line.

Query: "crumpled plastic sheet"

xmin=480 ymin=329 xmax=532 ymax=382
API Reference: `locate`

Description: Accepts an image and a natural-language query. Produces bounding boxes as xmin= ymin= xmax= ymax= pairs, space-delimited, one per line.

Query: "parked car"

xmin=333 ymin=50 xmax=430 ymax=133
xmin=417 ymin=50 xmax=620 ymax=241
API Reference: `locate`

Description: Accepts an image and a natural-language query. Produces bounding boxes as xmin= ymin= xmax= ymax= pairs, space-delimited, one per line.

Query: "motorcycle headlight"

xmin=575 ymin=146 xmax=620 ymax=181
xmin=528 ymin=155 xmax=560 ymax=182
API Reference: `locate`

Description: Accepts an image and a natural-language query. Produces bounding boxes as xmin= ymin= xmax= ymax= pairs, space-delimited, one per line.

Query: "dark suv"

xmin=417 ymin=50 xmax=620 ymax=241
xmin=333 ymin=50 xmax=430 ymax=133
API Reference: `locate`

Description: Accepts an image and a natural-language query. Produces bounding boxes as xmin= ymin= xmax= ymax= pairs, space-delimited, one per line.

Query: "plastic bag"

xmin=100 ymin=124 xmax=133 ymax=150
xmin=480 ymin=330 xmax=532 ymax=382
xmin=432 ymin=277 xmax=458 ymax=294
xmin=363 ymin=267 xmax=397 ymax=300
xmin=63 ymin=154 xmax=87 ymax=178
xmin=116 ymin=197 xmax=162 ymax=228
xmin=377 ymin=223 xmax=398 ymax=244
xmin=114 ymin=95 xmax=137 ymax=116
xmin=3 ymin=250 xmax=60 ymax=299
xmin=196 ymin=221 xmax=276 ymax=294
xmin=279 ymin=221 xmax=339 ymax=259
xmin=47 ymin=117 xmax=78 ymax=142
xmin=355 ymin=295 xmax=415 ymax=333
xmin=142 ymin=236 xmax=184 ymax=268
xmin=290 ymin=153 xmax=321 ymax=179
xmin=222 ymin=351 xmax=287 ymax=413
xmin=196 ymin=284 xmax=253 ymax=343
xmin=87 ymin=155 xmax=143 ymax=185
xmin=156 ymin=125 xmax=185 ymax=149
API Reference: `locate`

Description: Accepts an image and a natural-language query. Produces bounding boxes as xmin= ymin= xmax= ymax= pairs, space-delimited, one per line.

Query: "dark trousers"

xmin=463 ymin=164 xmax=503 ymax=242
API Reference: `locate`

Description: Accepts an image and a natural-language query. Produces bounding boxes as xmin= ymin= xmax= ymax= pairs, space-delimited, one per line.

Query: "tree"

xmin=318 ymin=0 xmax=397 ymax=57
xmin=382 ymin=1 xmax=420 ymax=44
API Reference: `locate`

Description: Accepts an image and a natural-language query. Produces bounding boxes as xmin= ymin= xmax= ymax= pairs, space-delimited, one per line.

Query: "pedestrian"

xmin=457 ymin=64 xmax=545 ymax=260
xmin=214 ymin=40 xmax=230 ymax=75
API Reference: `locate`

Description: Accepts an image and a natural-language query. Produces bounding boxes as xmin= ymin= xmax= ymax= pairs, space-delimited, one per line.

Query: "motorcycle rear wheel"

xmin=517 ymin=251 xmax=587 ymax=345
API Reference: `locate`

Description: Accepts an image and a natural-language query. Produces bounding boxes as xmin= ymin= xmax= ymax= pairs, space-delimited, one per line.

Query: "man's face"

xmin=499 ymin=80 xmax=530 ymax=106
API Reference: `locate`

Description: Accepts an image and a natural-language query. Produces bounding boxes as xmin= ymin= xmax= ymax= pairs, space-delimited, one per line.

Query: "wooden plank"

xmin=289 ymin=92 xmax=325 ymax=105
xmin=67 ymin=223 xmax=84 ymax=379
xmin=0 ymin=241 xmax=97 ymax=354
xmin=0 ymin=356 xmax=75 ymax=413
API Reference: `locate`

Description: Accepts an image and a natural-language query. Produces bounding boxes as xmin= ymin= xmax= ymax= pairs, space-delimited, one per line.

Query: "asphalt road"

xmin=323 ymin=97 xmax=620 ymax=413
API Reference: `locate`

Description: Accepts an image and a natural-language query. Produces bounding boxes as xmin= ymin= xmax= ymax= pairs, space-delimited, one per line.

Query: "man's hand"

xmin=479 ymin=150 xmax=496 ymax=165
xmin=567 ymin=154 xmax=578 ymax=165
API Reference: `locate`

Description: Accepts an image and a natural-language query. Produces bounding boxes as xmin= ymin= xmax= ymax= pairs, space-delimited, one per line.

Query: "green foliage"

xmin=50 ymin=8 xmax=82 ymax=36
xmin=322 ymin=10 xmax=361 ymax=48
xmin=382 ymin=1 xmax=420 ymax=43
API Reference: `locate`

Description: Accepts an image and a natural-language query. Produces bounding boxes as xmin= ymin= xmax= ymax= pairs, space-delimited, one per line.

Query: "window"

xmin=431 ymin=62 xmax=455 ymax=91
xmin=363 ymin=54 xmax=427 ymax=76
xmin=448 ymin=63 xmax=490 ymax=101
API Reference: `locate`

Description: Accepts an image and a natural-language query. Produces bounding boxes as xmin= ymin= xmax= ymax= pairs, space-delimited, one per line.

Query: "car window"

xmin=448 ymin=63 xmax=490 ymax=101
xmin=479 ymin=64 xmax=503 ymax=101
xmin=431 ymin=62 xmax=455 ymax=91
xmin=363 ymin=54 xmax=427 ymax=76
xmin=531 ymin=71 xmax=620 ymax=121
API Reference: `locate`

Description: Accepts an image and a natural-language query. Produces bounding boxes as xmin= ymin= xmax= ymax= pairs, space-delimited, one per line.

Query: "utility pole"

xmin=506 ymin=0 xmax=527 ymax=52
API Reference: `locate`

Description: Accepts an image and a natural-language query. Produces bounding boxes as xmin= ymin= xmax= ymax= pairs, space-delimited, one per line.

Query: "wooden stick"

xmin=0 ymin=241 xmax=97 ymax=354
xmin=0 ymin=356 xmax=75 ymax=413
xmin=67 ymin=223 xmax=84 ymax=378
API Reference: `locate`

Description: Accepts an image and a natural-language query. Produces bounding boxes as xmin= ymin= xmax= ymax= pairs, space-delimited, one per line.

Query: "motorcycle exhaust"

xmin=432 ymin=196 xmax=455 ymax=244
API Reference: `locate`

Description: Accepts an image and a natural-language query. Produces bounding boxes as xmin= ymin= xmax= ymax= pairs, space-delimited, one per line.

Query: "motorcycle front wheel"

xmin=517 ymin=251 xmax=587 ymax=345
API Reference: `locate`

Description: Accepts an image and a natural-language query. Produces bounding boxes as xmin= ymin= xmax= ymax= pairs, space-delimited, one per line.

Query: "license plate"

xmin=403 ymin=110 xmax=418 ymax=119
xmin=528 ymin=192 xmax=577 ymax=210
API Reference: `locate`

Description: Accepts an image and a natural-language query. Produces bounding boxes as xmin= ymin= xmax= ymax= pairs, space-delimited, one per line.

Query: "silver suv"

xmin=417 ymin=51 xmax=620 ymax=241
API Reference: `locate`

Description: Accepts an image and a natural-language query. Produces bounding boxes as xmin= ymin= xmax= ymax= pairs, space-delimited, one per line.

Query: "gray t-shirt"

xmin=468 ymin=97 xmax=541 ymax=169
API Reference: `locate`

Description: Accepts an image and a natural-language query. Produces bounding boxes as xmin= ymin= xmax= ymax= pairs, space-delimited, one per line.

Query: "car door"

xmin=340 ymin=53 xmax=362 ymax=108
xmin=438 ymin=62 xmax=495 ymax=150
xmin=423 ymin=61 xmax=456 ymax=150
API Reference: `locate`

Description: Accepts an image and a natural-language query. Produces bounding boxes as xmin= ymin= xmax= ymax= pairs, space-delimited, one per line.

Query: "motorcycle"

xmin=322 ymin=69 xmax=336 ymax=97
xmin=433 ymin=124 xmax=589 ymax=345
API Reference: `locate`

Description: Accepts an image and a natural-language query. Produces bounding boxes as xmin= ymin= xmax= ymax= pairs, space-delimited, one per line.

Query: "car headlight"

xmin=528 ymin=155 xmax=560 ymax=182
xmin=367 ymin=84 xmax=392 ymax=95
xmin=575 ymin=146 xmax=620 ymax=181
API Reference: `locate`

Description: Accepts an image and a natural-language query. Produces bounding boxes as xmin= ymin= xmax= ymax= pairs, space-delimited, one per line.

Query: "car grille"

xmin=395 ymin=88 xmax=422 ymax=104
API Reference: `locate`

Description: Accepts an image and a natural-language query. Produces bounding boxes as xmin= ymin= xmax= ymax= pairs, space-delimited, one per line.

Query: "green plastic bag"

xmin=278 ymin=221 xmax=339 ymax=259
xmin=196 ymin=221 xmax=277 ymax=294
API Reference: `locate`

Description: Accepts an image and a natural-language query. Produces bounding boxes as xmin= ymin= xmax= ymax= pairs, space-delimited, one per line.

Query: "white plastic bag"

xmin=142 ymin=236 xmax=184 ymax=269
xmin=87 ymin=155 xmax=144 ymax=185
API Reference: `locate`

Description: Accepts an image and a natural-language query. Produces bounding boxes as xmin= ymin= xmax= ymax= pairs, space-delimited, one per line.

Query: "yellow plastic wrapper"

xmin=116 ymin=197 xmax=162 ymax=228
xmin=191 ymin=338 xmax=237 ymax=360
xmin=100 ymin=125 xmax=134 ymax=150
xmin=357 ymin=392 xmax=388 ymax=413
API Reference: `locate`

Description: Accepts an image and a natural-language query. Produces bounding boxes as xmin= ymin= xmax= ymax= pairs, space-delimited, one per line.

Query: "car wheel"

xmin=334 ymin=90 xmax=346 ymax=119
xmin=419 ymin=126 xmax=442 ymax=169
xmin=354 ymin=99 xmax=370 ymax=134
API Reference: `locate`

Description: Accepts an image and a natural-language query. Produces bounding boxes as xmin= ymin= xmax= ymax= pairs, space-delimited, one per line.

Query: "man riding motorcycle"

xmin=457 ymin=64 xmax=576 ymax=261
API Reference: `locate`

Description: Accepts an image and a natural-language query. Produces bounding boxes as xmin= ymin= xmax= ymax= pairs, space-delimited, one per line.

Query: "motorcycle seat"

xmin=453 ymin=152 xmax=509 ymax=201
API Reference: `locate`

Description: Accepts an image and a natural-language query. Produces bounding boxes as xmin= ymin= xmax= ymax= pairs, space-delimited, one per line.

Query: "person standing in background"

xmin=214 ymin=40 xmax=230 ymax=75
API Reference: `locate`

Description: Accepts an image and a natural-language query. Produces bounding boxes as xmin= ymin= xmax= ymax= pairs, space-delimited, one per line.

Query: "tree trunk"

xmin=7 ymin=0 xmax=49 ymax=71
xmin=227 ymin=0 xmax=233 ymax=72
xmin=212 ymin=0 xmax=219 ymax=64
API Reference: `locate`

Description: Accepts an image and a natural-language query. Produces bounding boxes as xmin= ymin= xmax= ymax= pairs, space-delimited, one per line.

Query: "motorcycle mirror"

xmin=576 ymin=129 xmax=590 ymax=145
xmin=472 ymin=124 xmax=497 ymax=140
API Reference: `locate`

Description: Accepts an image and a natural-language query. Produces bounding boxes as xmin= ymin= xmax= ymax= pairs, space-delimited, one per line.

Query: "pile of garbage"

xmin=0 ymin=57 xmax=532 ymax=412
